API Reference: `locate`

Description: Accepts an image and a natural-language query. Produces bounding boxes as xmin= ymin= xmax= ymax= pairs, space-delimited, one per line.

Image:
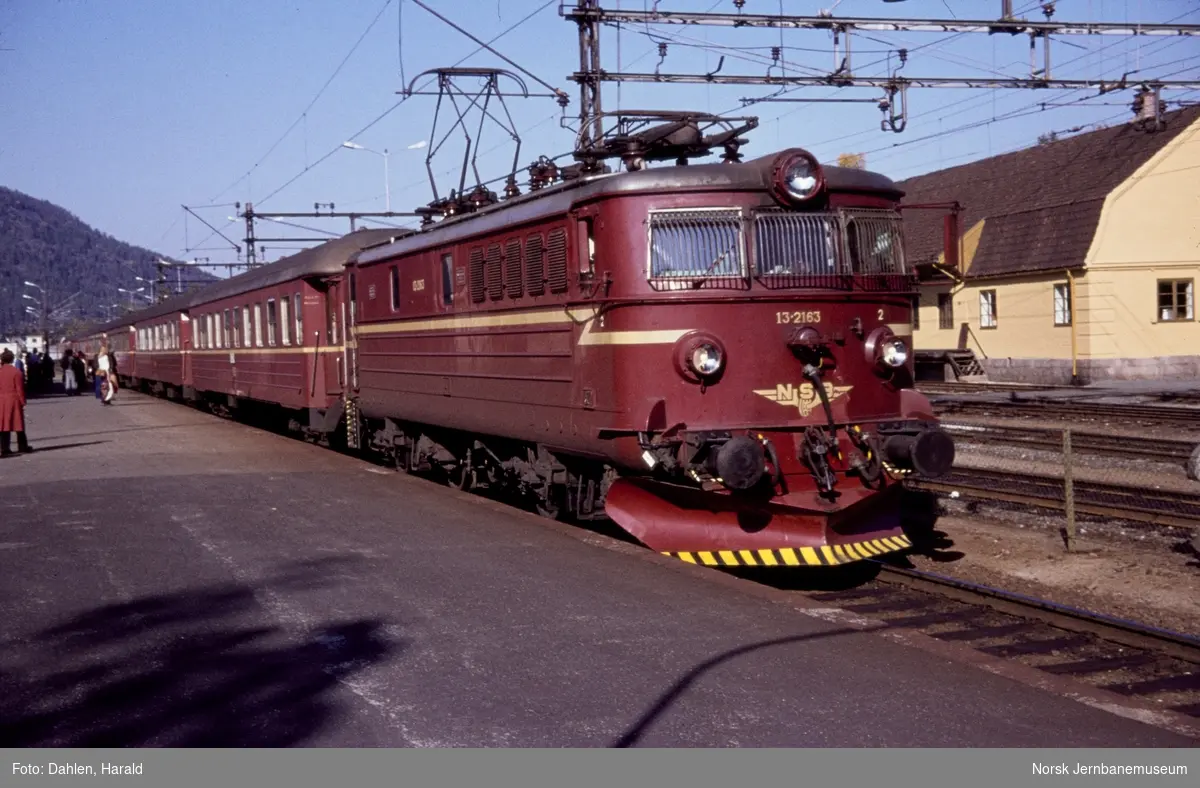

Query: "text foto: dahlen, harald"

xmin=13 ymin=762 xmax=144 ymax=776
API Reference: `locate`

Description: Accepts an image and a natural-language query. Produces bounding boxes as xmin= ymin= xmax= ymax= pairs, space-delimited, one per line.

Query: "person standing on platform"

xmin=71 ymin=352 xmax=86 ymax=397
xmin=96 ymin=344 xmax=115 ymax=404
xmin=0 ymin=349 xmax=32 ymax=457
xmin=61 ymin=347 xmax=77 ymax=395
xmin=41 ymin=353 xmax=55 ymax=393
xmin=26 ymin=349 xmax=40 ymax=394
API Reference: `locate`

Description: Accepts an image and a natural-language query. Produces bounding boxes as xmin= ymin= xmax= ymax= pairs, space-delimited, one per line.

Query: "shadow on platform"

xmin=611 ymin=627 xmax=868 ymax=747
xmin=3 ymin=440 xmax=110 ymax=457
xmin=0 ymin=557 xmax=401 ymax=746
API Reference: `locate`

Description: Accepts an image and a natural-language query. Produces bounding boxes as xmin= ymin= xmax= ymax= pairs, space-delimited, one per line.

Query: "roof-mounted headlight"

xmin=771 ymin=149 xmax=825 ymax=205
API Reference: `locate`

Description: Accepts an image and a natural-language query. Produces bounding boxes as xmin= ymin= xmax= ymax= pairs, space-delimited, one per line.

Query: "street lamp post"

xmin=342 ymin=141 xmax=393 ymax=213
xmin=117 ymin=287 xmax=147 ymax=308
xmin=23 ymin=281 xmax=48 ymax=349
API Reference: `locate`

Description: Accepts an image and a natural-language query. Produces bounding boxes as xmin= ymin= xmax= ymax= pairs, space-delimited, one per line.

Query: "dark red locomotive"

xmin=75 ymin=145 xmax=954 ymax=570
xmin=347 ymin=146 xmax=954 ymax=567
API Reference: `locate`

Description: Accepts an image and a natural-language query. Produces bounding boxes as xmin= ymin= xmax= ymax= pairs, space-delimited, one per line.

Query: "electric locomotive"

xmin=348 ymin=143 xmax=956 ymax=567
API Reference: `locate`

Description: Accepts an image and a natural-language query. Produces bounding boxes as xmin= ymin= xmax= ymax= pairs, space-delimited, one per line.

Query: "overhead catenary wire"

xmin=794 ymin=9 xmax=1200 ymax=158
xmin=206 ymin=0 xmax=397 ymax=205
xmin=862 ymin=55 xmax=1200 ymax=165
xmin=189 ymin=0 xmax=559 ymax=253
xmin=868 ymin=85 xmax=1189 ymax=163
xmin=408 ymin=0 xmax=569 ymax=102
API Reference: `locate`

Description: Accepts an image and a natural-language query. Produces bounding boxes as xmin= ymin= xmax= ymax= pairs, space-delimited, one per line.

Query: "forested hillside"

xmin=0 ymin=186 xmax=214 ymax=337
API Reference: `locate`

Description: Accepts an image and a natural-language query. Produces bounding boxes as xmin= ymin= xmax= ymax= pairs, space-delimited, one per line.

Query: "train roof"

xmin=187 ymin=227 xmax=406 ymax=307
xmin=77 ymin=150 xmax=899 ymax=337
xmin=81 ymin=227 xmax=406 ymax=337
xmin=358 ymin=148 xmax=901 ymax=266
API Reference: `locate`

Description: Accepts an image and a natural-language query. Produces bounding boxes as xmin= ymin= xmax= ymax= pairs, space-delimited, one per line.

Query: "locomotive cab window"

xmin=390 ymin=266 xmax=401 ymax=312
xmin=844 ymin=214 xmax=905 ymax=275
xmin=577 ymin=217 xmax=595 ymax=278
xmin=441 ymin=253 xmax=454 ymax=305
xmin=648 ymin=208 xmax=745 ymax=285
xmin=754 ymin=211 xmax=837 ymax=276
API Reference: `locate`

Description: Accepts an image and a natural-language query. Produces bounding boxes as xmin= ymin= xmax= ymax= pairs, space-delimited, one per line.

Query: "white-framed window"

xmin=280 ymin=296 xmax=291 ymax=345
xmin=254 ymin=303 xmax=264 ymax=347
xmin=1053 ymin=283 xmax=1071 ymax=327
xmin=979 ymin=289 xmax=997 ymax=329
xmin=243 ymin=305 xmax=252 ymax=347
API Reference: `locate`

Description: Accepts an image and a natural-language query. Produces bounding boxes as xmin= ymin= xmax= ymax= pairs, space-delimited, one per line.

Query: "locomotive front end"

xmin=598 ymin=148 xmax=956 ymax=567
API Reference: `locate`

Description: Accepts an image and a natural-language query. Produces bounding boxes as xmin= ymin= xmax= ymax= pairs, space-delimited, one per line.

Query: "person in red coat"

xmin=0 ymin=349 xmax=32 ymax=457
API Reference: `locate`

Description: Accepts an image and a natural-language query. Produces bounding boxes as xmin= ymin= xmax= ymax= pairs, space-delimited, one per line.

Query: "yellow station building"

xmin=898 ymin=104 xmax=1200 ymax=384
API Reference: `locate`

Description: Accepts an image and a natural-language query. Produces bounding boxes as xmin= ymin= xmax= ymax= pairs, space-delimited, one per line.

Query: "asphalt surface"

xmin=0 ymin=387 xmax=1194 ymax=747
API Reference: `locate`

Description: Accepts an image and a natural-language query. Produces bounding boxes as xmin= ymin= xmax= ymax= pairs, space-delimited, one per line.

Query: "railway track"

xmin=873 ymin=565 xmax=1200 ymax=664
xmin=794 ymin=562 xmax=1200 ymax=720
xmin=918 ymin=381 xmax=1071 ymax=395
xmin=943 ymin=422 xmax=1197 ymax=464
xmin=933 ymin=398 xmax=1200 ymax=428
xmin=909 ymin=466 xmax=1200 ymax=531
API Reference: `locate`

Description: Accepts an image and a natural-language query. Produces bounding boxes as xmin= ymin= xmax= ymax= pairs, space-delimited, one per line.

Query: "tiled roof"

xmin=896 ymin=105 xmax=1200 ymax=279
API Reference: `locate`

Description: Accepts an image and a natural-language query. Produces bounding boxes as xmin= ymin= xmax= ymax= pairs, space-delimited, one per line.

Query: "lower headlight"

xmin=880 ymin=338 xmax=909 ymax=368
xmin=689 ymin=343 xmax=724 ymax=377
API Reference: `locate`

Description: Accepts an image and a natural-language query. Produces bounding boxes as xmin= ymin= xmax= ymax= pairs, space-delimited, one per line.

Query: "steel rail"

xmin=872 ymin=563 xmax=1200 ymax=665
xmin=934 ymin=399 xmax=1200 ymax=426
xmin=911 ymin=467 xmax=1200 ymax=531
xmin=943 ymin=422 xmax=1196 ymax=462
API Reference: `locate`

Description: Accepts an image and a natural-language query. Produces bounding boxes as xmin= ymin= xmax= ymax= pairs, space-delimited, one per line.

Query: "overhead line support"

xmin=562 ymin=6 xmax=1200 ymax=37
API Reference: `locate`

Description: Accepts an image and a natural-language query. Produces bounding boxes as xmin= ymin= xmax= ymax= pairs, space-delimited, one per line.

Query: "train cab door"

xmin=179 ymin=313 xmax=192 ymax=389
xmin=322 ymin=278 xmax=344 ymax=398
xmin=345 ymin=270 xmax=359 ymax=394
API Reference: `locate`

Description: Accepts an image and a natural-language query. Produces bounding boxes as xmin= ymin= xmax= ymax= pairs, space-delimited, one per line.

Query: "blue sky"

xmin=2 ymin=0 xmax=1198 ymax=276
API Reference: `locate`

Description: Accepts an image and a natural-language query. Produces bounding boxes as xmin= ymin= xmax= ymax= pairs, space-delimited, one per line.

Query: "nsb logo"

xmin=753 ymin=382 xmax=853 ymax=418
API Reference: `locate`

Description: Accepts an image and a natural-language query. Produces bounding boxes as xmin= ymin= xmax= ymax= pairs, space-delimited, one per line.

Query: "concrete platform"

xmin=0 ymin=390 xmax=1195 ymax=747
